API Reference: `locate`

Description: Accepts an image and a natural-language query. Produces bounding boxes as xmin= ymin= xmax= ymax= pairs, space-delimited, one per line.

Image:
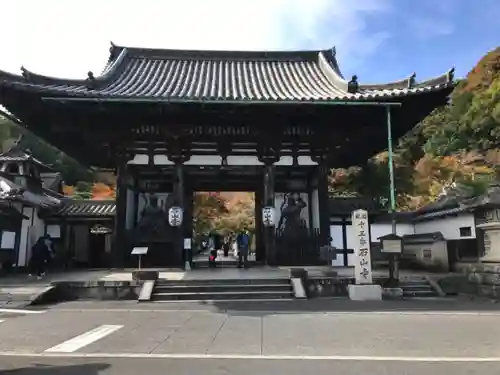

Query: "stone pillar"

xmin=478 ymin=222 xmax=500 ymax=262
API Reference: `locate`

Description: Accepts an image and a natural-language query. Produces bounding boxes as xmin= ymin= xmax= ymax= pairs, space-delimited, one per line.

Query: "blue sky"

xmin=1 ymin=0 xmax=498 ymax=83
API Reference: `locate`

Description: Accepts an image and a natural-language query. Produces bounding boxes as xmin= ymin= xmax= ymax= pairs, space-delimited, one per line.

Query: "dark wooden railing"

xmin=275 ymin=227 xmax=328 ymax=266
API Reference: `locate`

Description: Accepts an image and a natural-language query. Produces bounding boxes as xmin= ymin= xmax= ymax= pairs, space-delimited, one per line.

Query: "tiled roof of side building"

xmin=42 ymin=199 xmax=116 ymax=218
xmin=0 ymin=44 xmax=455 ymax=102
xmin=0 ymin=144 xmax=54 ymax=171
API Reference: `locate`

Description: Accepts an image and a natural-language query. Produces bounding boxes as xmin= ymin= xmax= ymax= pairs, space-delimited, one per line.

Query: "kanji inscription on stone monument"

xmin=351 ymin=209 xmax=373 ymax=284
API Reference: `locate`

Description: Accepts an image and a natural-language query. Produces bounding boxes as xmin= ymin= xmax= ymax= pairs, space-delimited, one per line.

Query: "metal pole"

xmin=386 ymin=105 xmax=396 ymax=233
xmin=386 ymin=105 xmax=399 ymax=285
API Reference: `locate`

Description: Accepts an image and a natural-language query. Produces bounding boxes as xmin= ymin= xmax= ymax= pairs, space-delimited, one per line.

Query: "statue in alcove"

xmin=136 ymin=193 xmax=174 ymax=242
xmin=278 ymin=192 xmax=307 ymax=232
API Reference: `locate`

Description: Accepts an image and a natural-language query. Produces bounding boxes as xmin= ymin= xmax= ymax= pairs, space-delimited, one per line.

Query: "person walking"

xmin=236 ymin=229 xmax=250 ymax=269
xmin=222 ymin=236 xmax=230 ymax=257
xmin=28 ymin=237 xmax=50 ymax=279
xmin=208 ymin=233 xmax=217 ymax=268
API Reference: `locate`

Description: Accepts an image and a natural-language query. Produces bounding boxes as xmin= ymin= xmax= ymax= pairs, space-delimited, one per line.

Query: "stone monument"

xmin=347 ymin=209 xmax=382 ymax=301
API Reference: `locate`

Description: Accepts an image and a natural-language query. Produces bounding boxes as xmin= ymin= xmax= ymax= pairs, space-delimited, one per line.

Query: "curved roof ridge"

xmin=110 ymin=43 xmax=327 ymax=61
xmin=0 ymin=69 xmax=26 ymax=83
xmin=318 ymin=47 xmax=345 ymax=78
xmin=414 ymin=67 xmax=455 ymax=88
xmin=6 ymin=47 xmax=129 ymax=88
xmin=317 ymin=49 xmax=349 ymax=93
xmin=360 ymin=73 xmax=416 ymax=91
xmin=19 ymin=66 xmax=86 ymax=86
xmin=360 ymin=67 xmax=455 ymax=91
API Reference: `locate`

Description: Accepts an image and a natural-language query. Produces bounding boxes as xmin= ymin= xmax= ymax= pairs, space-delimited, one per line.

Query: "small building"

xmin=0 ymin=146 xmax=63 ymax=269
xmin=40 ymin=200 xmax=115 ymax=269
xmin=329 ymin=185 xmax=500 ymax=270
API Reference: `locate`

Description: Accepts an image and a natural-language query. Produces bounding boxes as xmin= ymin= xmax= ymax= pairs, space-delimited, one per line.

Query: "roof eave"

xmin=40 ymin=96 xmax=405 ymax=106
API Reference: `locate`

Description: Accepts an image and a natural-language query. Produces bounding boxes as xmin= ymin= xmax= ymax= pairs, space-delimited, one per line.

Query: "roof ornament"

xmin=446 ymin=67 xmax=455 ymax=83
xmin=347 ymin=75 xmax=359 ymax=94
xmin=407 ymin=72 xmax=416 ymax=89
xmin=331 ymin=46 xmax=337 ymax=57
xmin=86 ymin=71 xmax=96 ymax=89
xmin=20 ymin=66 xmax=31 ymax=81
xmin=109 ymin=41 xmax=118 ymax=62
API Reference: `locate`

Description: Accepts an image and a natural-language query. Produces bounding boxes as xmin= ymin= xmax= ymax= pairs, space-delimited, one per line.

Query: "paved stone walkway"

xmin=1 ymin=300 xmax=500 ymax=358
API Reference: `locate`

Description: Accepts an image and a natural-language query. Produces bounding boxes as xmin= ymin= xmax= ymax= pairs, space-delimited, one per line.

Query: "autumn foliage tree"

xmin=329 ymin=46 xmax=500 ymax=210
xmin=62 ymin=184 xmax=76 ymax=197
xmin=193 ymin=192 xmax=255 ymax=237
xmin=91 ymin=182 xmax=116 ymax=200
xmin=193 ymin=192 xmax=229 ymax=236
xmin=214 ymin=192 xmax=255 ymax=235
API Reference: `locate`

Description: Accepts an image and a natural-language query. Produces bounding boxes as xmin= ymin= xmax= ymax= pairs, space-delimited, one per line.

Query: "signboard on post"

xmin=351 ymin=209 xmax=373 ymax=284
xmin=131 ymin=247 xmax=148 ymax=270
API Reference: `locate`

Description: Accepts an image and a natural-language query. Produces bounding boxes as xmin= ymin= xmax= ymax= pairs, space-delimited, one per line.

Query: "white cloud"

xmin=0 ymin=0 xmax=390 ymax=78
xmin=408 ymin=17 xmax=454 ymax=39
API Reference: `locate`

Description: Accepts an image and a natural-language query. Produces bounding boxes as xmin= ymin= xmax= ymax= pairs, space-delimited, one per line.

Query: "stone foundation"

xmin=452 ymin=263 xmax=500 ymax=299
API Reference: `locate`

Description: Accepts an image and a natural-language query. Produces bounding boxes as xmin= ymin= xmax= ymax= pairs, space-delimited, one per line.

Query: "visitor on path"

xmin=43 ymin=234 xmax=55 ymax=273
xmin=236 ymin=229 xmax=250 ymax=268
xmin=28 ymin=237 xmax=50 ymax=279
xmin=208 ymin=233 xmax=217 ymax=268
xmin=223 ymin=236 xmax=230 ymax=257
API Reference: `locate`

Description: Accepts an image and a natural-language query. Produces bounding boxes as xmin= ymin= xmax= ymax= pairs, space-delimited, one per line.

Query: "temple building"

xmin=0 ymin=44 xmax=455 ymax=268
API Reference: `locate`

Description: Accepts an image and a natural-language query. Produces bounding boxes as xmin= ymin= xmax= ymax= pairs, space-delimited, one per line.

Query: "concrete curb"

xmin=138 ymin=280 xmax=156 ymax=302
xmin=290 ymin=278 xmax=307 ymax=299
xmin=425 ymin=275 xmax=447 ymax=297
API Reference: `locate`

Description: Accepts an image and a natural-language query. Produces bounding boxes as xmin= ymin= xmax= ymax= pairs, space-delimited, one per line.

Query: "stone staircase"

xmin=151 ymin=278 xmax=294 ymax=302
xmin=399 ymin=277 xmax=439 ymax=298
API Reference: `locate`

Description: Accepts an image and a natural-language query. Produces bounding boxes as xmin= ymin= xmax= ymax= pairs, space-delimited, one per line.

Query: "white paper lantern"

xmin=168 ymin=206 xmax=183 ymax=227
xmin=262 ymin=206 xmax=276 ymax=227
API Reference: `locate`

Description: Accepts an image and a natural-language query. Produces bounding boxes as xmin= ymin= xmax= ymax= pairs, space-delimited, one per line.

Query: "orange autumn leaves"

xmin=62 ymin=182 xmax=115 ymax=200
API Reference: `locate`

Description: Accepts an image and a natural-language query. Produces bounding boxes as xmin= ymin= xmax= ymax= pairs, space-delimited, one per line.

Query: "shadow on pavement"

xmin=203 ymin=298 xmax=500 ymax=316
xmin=0 ymin=362 xmax=110 ymax=375
xmin=46 ymin=296 xmax=500 ymax=317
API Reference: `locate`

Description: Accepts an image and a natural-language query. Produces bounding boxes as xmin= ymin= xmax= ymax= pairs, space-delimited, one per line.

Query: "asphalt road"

xmin=0 ymin=357 xmax=497 ymax=375
xmin=2 ymin=299 xmax=500 ymax=374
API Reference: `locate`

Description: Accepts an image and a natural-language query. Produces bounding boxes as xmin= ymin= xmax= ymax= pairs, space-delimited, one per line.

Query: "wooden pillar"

xmin=263 ymin=162 xmax=277 ymax=265
xmin=172 ymin=162 xmax=185 ymax=267
xmin=183 ymin=183 xmax=194 ymax=266
xmin=112 ymin=162 xmax=128 ymax=268
xmin=317 ymin=163 xmax=331 ymax=246
xmin=254 ymin=187 xmax=264 ymax=262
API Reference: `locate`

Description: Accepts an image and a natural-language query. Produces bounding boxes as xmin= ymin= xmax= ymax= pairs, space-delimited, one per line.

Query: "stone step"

xmin=402 ymin=289 xmax=437 ymax=298
xmin=191 ymin=261 xmax=262 ymax=268
xmin=152 ymin=290 xmax=294 ymax=301
xmin=399 ymin=284 xmax=435 ymax=291
xmin=192 ymin=262 xmax=239 ymax=268
xmin=154 ymin=284 xmax=292 ymax=293
xmin=156 ymin=278 xmax=290 ymax=286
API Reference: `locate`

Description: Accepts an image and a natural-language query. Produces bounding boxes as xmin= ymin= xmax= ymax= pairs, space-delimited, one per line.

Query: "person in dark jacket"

xmin=236 ymin=230 xmax=250 ymax=268
xmin=222 ymin=236 xmax=230 ymax=257
xmin=29 ymin=237 xmax=50 ymax=279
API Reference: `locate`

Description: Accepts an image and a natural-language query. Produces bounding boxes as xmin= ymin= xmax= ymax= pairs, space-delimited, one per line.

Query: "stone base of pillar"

xmin=478 ymin=222 xmax=500 ymax=263
xmin=347 ymin=284 xmax=382 ymax=301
